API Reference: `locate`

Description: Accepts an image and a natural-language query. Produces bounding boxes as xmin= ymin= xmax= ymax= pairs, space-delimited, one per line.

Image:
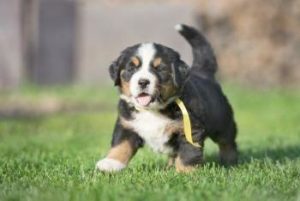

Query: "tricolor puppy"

xmin=96 ymin=24 xmax=238 ymax=172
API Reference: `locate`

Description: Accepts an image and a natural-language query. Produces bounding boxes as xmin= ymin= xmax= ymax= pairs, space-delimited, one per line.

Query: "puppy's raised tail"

xmin=175 ymin=24 xmax=217 ymax=78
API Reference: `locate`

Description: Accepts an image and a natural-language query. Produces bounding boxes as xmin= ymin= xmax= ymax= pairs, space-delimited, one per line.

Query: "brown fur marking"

xmin=167 ymin=157 xmax=175 ymax=168
xmin=120 ymin=70 xmax=131 ymax=96
xmin=153 ymin=57 xmax=162 ymax=68
xmin=106 ymin=140 xmax=135 ymax=164
xmin=160 ymin=81 xmax=177 ymax=101
xmin=175 ymin=156 xmax=197 ymax=173
xmin=119 ymin=117 xmax=133 ymax=130
xmin=164 ymin=121 xmax=183 ymax=136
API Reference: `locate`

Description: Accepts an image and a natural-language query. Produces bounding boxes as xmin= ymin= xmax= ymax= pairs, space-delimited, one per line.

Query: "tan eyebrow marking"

xmin=153 ymin=57 xmax=162 ymax=68
xmin=131 ymin=56 xmax=140 ymax=67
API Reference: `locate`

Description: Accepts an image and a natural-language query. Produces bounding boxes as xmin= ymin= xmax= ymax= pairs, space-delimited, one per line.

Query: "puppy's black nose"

xmin=138 ymin=79 xmax=150 ymax=89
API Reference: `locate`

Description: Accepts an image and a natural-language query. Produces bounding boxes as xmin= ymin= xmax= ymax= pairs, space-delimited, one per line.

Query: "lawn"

xmin=0 ymin=84 xmax=299 ymax=201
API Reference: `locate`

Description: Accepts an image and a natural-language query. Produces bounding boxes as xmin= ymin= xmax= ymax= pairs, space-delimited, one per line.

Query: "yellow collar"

xmin=130 ymin=96 xmax=200 ymax=148
xmin=175 ymin=98 xmax=201 ymax=148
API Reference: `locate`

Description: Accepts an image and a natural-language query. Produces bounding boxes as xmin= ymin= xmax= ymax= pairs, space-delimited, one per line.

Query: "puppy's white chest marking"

xmin=123 ymin=110 xmax=177 ymax=154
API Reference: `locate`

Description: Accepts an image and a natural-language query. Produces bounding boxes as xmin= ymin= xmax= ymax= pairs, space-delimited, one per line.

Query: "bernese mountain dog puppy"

xmin=96 ymin=24 xmax=238 ymax=173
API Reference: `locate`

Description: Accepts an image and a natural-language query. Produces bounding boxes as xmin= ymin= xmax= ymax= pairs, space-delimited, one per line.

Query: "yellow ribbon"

xmin=175 ymin=98 xmax=201 ymax=148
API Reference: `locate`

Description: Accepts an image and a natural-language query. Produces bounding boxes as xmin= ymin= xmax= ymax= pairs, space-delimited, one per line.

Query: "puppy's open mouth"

xmin=135 ymin=93 xmax=153 ymax=107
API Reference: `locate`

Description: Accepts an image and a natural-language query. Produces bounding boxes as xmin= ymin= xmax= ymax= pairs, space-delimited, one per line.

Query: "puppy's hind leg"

xmin=218 ymin=141 xmax=238 ymax=166
xmin=217 ymin=123 xmax=238 ymax=166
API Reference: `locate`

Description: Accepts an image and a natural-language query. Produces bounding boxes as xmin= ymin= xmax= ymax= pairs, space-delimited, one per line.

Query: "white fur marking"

xmin=130 ymin=43 xmax=157 ymax=102
xmin=96 ymin=158 xmax=126 ymax=172
xmin=138 ymin=43 xmax=156 ymax=67
xmin=175 ymin=24 xmax=183 ymax=31
xmin=123 ymin=110 xmax=175 ymax=154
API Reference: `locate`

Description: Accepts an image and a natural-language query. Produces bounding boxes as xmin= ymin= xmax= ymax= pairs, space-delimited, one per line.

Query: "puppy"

xmin=96 ymin=24 xmax=237 ymax=172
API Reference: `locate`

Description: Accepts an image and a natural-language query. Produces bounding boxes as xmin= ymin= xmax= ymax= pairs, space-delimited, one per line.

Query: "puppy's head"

xmin=109 ymin=43 xmax=189 ymax=110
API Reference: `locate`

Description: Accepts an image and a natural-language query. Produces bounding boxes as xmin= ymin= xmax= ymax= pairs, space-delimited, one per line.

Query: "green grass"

xmin=0 ymin=84 xmax=300 ymax=201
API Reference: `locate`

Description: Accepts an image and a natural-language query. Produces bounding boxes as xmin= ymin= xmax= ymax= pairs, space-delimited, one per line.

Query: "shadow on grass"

xmin=123 ymin=145 xmax=300 ymax=172
xmin=205 ymin=144 xmax=300 ymax=166
xmin=239 ymin=145 xmax=300 ymax=163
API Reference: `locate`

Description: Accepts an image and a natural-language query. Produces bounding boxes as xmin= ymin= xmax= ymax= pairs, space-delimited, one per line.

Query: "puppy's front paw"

xmin=96 ymin=158 xmax=126 ymax=172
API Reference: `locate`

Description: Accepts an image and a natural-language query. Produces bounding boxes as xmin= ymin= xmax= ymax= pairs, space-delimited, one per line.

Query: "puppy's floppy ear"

xmin=171 ymin=60 xmax=189 ymax=87
xmin=109 ymin=54 xmax=125 ymax=86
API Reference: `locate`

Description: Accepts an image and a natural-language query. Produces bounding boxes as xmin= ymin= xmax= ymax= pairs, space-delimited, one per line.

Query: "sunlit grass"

xmin=0 ymin=84 xmax=299 ymax=201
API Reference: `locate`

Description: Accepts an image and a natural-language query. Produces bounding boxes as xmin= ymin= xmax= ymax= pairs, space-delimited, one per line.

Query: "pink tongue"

xmin=136 ymin=95 xmax=152 ymax=106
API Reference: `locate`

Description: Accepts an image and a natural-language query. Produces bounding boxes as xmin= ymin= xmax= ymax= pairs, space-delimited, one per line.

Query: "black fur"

xmin=177 ymin=24 xmax=218 ymax=79
xmin=107 ymin=24 xmax=237 ymax=168
xmin=109 ymin=44 xmax=140 ymax=86
xmin=111 ymin=118 xmax=144 ymax=150
xmin=153 ymin=45 xmax=188 ymax=88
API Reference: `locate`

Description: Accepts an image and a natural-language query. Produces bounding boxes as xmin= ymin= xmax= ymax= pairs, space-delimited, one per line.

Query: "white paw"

xmin=95 ymin=158 xmax=126 ymax=172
